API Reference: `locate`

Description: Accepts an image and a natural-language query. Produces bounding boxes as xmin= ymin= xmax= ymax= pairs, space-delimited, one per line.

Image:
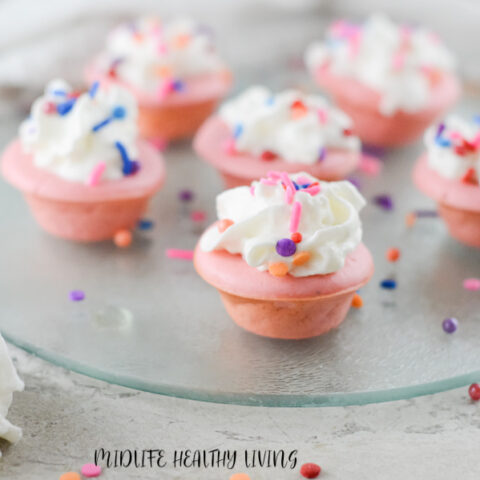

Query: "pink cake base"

xmin=413 ymin=154 xmax=480 ymax=248
xmin=194 ymin=116 xmax=360 ymax=187
xmin=86 ymin=63 xmax=232 ymax=141
xmin=313 ymin=66 xmax=460 ymax=147
xmin=194 ymin=236 xmax=374 ymax=339
xmin=2 ymin=140 xmax=165 ymax=242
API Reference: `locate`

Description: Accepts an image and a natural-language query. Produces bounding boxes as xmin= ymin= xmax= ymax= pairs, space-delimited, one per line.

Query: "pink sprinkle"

xmin=359 ymin=154 xmax=382 ymax=176
xmin=267 ymin=170 xmax=282 ymax=180
xmin=463 ymin=278 xmax=480 ymax=291
xmin=157 ymin=42 xmax=168 ymax=54
xmin=223 ymin=138 xmax=237 ymax=155
xmin=392 ymin=52 xmax=405 ymax=70
xmin=43 ymin=101 xmax=57 ymax=114
xmin=166 ymin=249 xmax=194 ymax=260
xmin=158 ymin=79 xmax=172 ymax=99
xmin=289 ymin=201 xmax=302 ymax=232
xmin=317 ymin=109 xmax=328 ymax=124
xmin=449 ymin=131 xmax=463 ymax=141
xmin=191 ymin=210 xmax=207 ymax=222
xmin=296 ymin=175 xmax=311 ymax=185
xmin=280 ymin=172 xmax=296 ymax=193
xmin=250 ymin=185 xmax=255 ymax=196
xmin=285 ymin=186 xmax=294 ymax=204
xmin=149 ymin=137 xmax=168 ymax=152
xmin=87 ymin=162 xmax=106 ymax=187
xmin=348 ymin=31 xmax=361 ymax=58
xmin=260 ymin=178 xmax=277 ymax=185
xmin=81 ymin=463 xmax=102 ymax=478
xmin=303 ymin=185 xmax=321 ymax=196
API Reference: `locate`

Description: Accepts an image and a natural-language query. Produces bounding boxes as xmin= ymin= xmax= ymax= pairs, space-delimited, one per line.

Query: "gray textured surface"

xmin=1 ymin=347 xmax=480 ymax=479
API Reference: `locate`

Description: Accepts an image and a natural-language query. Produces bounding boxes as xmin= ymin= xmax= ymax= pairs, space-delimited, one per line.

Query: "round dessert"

xmin=2 ymin=79 xmax=165 ymax=242
xmin=194 ymin=86 xmax=361 ymax=188
xmin=305 ymin=14 xmax=460 ymax=147
xmin=86 ymin=17 xmax=232 ymax=145
xmin=0 ymin=333 xmax=23 ymax=454
xmin=194 ymin=171 xmax=374 ymax=339
xmin=413 ymin=115 xmax=480 ymax=248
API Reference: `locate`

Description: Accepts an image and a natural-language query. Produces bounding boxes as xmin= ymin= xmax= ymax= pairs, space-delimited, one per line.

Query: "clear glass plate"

xmin=1 ymin=89 xmax=480 ymax=407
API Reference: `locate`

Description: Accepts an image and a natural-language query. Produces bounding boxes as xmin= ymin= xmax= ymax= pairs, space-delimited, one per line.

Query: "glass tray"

xmin=1 ymin=91 xmax=480 ymax=407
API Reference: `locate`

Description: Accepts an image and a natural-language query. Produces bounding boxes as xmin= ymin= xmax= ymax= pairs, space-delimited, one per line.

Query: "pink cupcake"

xmin=194 ymin=86 xmax=361 ymax=188
xmin=414 ymin=116 xmax=480 ymax=248
xmin=2 ymin=79 xmax=165 ymax=242
xmin=194 ymin=171 xmax=374 ymax=339
xmin=86 ymin=17 xmax=232 ymax=145
xmin=305 ymin=14 xmax=460 ymax=147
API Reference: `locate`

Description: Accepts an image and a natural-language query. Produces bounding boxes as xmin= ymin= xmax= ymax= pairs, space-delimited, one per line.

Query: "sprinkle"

xmin=405 ymin=212 xmax=417 ymax=227
xmin=343 ymin=128 xmax=353 ymax=136
xmin=442 ymin=317 xmax=458 ymax=334
xmin=92 ymin=117 xmax=112 ymax=132
xmin=265 ymin=96 xmax=275 ymax=106
xmin=154 ymin=64 xmax=172 ymax=78
xmin=87 ymin=162 xmax=106 ymax=187
xmin=112 ymin=105 xmax=126 ymax=119
xmin=56 ymin=98 xmax=76 ymax=116
xmin=166 ymin=249 xmax=194 ymax=260
xmin=43 ymin=101 xmax=57 ymax=114
xmin=300 ymin=462 xmax=322 ymax=478
xmin=233 ymin=124 xmax=244 ymax=139
xmin=392 ymin=51 xmax=405 ymax=70
xmin=317 ymin=109 xmax=327 ymax=124
xmin=178 ymin=189 xmax=194 ymax=202
xmin=69 ymin=290 xmax=85 ymax=302
xmin=149 ymin=137 xmax=168 ymax=152
xmin=290 ymin=100 xmax=308 ymax=119
xmin=191 ymin=210 xmax=207 ymax=222
xmin=171 ymin=79 xmax=185 ymax=92
xmin=114 ymin=230 xmax=132 ymax=248
xmin=89 ymin=81 xmax=100 ymax=98
xmin=281 ymin=172 xmax=296 ymax=194
xmin=276 ymin=238 xmax=297 ymax=257
xmin=81 ymin=463 xmax=102 ymax=478
xmin=435 ymin=137 xmax=452 ymax=147
xmin=292 ymin=251 xmax=311 ymax=266
xmin=463 ymin=278 xmax=480 ymax=291
xmin=386 ymin=247 xmax=400 ymax=262
xmin=260 ymin=178 xmax=277 ymax=185
xmin=250 ymin=185 xmax=255 ymax=196
xmin=115 ymin=141 xmax=135 ymax=175
xmin=267 ymin=171 xmax=282 ymax=180
xmin=461 ymin=168 xmax=478 ymax=184
xmin=380 ymin=279 xmax=397 ymax=290
xmin=351 ymin=293 xmax=363 ymax=308
xmin=318 ymin=147 xmax=327 ymax=162
xmin=468 ymin=383 xmax=480 ymax=401
xmin=217 ymin=219 xmax=234 ymax=232
xmin=137 ymin=219 xmax=154 ymax=230
xmin=435 ymin=122 xmax=446 ymax=138
xmin=285 ymin=186 xmax=295 ymax=204
xmin=59 ymin=473 xmax=81 ymax=480
xmin=359 ymin=154 xmax=382 ymax=176
xmin=473 ymin=114 xmax=480 ymax=125
xmin=289 ymin=201 xmax=302 ymax=232
xmin=173 ymin=33 xmax=191 ymax=48
xmin=291 ymin=232 xmax=302 ymax=243
xmin=347 ymin=177 xmax=361 ymax=190
xmin=373 ymin=194 xmax=394 ymax=211
xmin=261 ymin=150 xmax=277 ymax=161
xmin=224 ymin=138 xmax=237 ymax=155
xmin=158 ymin=79 xmax=173 ymax=99
xmin=268 ymin=262 xmax=289 ymax=276
xmin=51 ymin=89 xmax=67 ymax=96
xmin=303 ymin=185 xmax=321 ymax=196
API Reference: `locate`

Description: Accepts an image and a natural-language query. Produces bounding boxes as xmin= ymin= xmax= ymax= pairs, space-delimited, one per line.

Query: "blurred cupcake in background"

xmin=194 ymin=86 xmax=361 ymax=188
xmin=2 ymin=79 xmax=165 ymax=243
xmin=413 ymin=115 xmax=480 ymax=248
xmin=305 ymin=14 xmax=460 ymax=147
xmin=86 ymin=17 xmax=232 ymax=147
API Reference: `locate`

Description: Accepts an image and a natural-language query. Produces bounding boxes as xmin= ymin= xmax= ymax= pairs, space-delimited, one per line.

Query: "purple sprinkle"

xmin=171 ymin=79 xmax=185 ymax=92
xmin=435 ymin=122 xmax=446 ymax=138
xmin=414 ymin=209 xmax=438 ymax=218
xmin=373 ymin=194 xmax=394 ymax=211
xmin=442 ymin=317 xmax=458 ymax=334
xmin=130 ymin=160 xmax=141 ymax=174
xmin=347 ymin=177 xmax=362 ymax=190
xmin=362 ymin=144 xmax=386 ymax=158
xmin=318 ymin=147 xmax=327 ymax=162
xmin=69 ymin=290 xmax=85 ymax=302
xmin=178 ymin=189 xmax=194 ymax=202
xmin=276 ymin=238 xmax=297 ymax=257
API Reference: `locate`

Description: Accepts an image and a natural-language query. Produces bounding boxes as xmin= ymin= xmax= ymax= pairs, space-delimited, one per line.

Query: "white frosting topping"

xmin=425 ymin=115 xmax=480 ymax=181
xmin=19 ymin=79 xmax=139 ymax=184
xmin=200 ymin=172 xmax=365 ymax=277
xmin=98 ymin=17 xmax=226 ymax=95
xmin=219 ymin=86 xmax=360 ymax=164
xmin=0 ymin=334 xmax=23 ymax=452
xmin=305 ymin=14 xmax=456 ymax=115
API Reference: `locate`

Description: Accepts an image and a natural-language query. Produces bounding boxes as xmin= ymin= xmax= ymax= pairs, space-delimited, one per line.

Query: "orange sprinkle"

xmin=217 ymin=219 xmax=234 ymax=233
xmin=154 ymin=65 xmax=172 ymax=78
xmin=59 ymin=473 xmax=81 ymax=480
xmin=268 ymin=262 xmax=289 ymax=277
xmin=291 ymin=232 xmax=302 ymax=243
xmin=230 ymin=474 xmax=251 ymax=480
xmin=292 ymin=251 xmax=311 ymax=266
xmin=114 ymin=229 xmax=132 ymax=248
xmin=386 ymin=247 xmax=401 ymax=262
xmin=351 ymin=293 xmax=363 ymax=308
xmin=405 ymin=212 xmax=416 ymax=228
xmin=133 ymin=32 xmax=144 ymax=42
xmin=173 ymin=34 xmax=191 ymax=48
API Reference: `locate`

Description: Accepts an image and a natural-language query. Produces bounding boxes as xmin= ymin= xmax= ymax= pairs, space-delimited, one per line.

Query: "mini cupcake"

xmin=194 ymin=171 xmax=374 ymax=339
xmin=86 ymin=17 xmax=232 ymax=145
xmin=413 ymin=115 xmax=480 ymax=248
xmin=2 ymin=79 xmax=165 ymax=242
xmin=305 ymin=14 xmax=460 ymax=147
xmin=194 ymin=86 xmax=361 ymax=188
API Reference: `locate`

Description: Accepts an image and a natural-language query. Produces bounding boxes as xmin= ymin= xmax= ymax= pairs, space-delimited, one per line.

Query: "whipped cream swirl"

xmin=200 ymin=172 xmax=365 ymax=277
xmin=97 ymin=17 xmax=226 ymax=95
xmin=305 ymin=14 xmax=456 ymax=116
xmin=20 ymin=79 xmax=139 ymax=184
xmin=425 ymin=115 xmax=480 ymax=181
xmin=219 ymin=86 xmax=360 ymax=164
xmin=0 ymin=333 xmax=23 ymax=452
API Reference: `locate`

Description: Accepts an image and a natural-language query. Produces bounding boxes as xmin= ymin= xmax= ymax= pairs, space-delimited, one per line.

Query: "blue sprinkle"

xmin=171 ymin=80 xmax=185 ymax=92
xmin=301 ymin=183 xmax=311 ymax=189
xmin=89 ymin=81 xmax=100 ymax=98
xmin=380 ymin=279 xmax=397 ymax=290
xmin=293 ymin=181 xmax=300 ymax=190
xmin=265 ymin=96 xmax=275 ymax=106
xmin=56 ymin=98 xmax=76 ymax=116
xmin=92 ymin=117 xmax=112 ymax=132
xmin=233 ymin=124 xmax=244 ymax=139
xmin=51 ymin=89 xmax=67 ymax=97
xmin=473 ymin=114 xmax=480 ymax=125
xmin=112 ymin=105 xmax=126 ymax=119
xmin=435 ymin=137 xmax=452 ymax=147
xmin=137 ymin=219 xmax=154 ymax=230
xmin=115 ymin=140 xmax=133 ymax=175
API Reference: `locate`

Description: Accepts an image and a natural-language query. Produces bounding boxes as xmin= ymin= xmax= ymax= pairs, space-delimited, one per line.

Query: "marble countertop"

xmin=1 ymin=345 xmax=479 ymax=479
